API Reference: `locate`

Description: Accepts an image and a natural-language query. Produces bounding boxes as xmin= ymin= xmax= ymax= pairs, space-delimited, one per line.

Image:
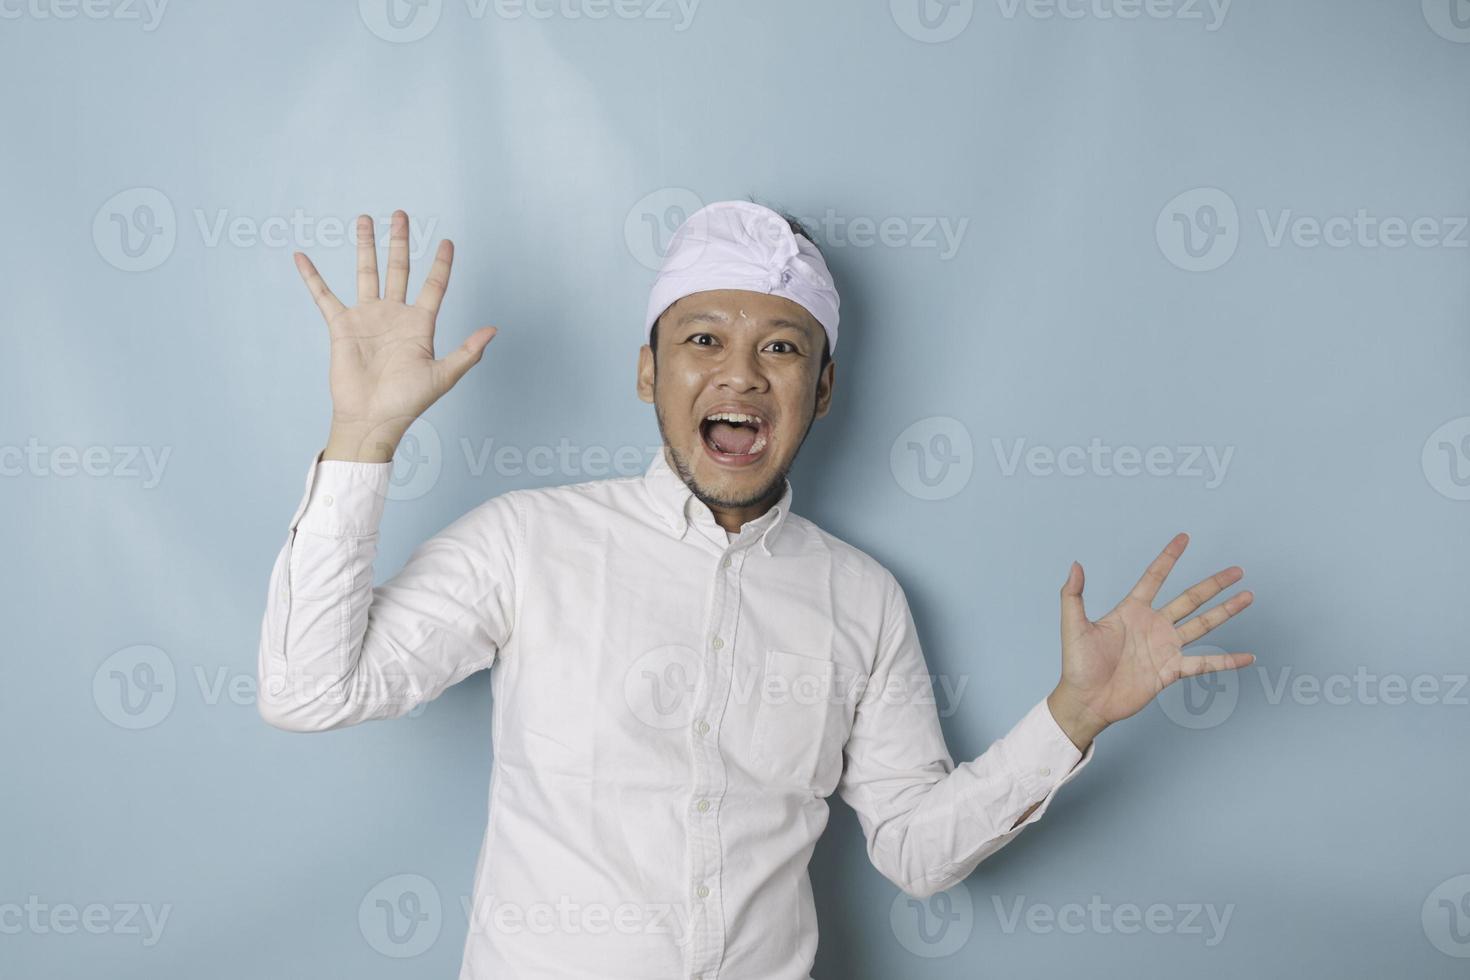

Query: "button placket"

xmin=685 ymin=546 xmax=742 ymax=980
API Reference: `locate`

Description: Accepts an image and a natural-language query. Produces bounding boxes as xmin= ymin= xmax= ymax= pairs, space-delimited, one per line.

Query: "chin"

xmin=684 ymin=442 xmax=784 ymax=507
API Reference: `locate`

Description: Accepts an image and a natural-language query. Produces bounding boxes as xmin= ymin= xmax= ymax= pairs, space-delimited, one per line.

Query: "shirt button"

xmin=712 ymin=637 xmax=724 ymax=650
xmin=1039 ymin=767 xmax=1052 ymax=777
xmin=722 ymin=556 xmax=732 ymax=568
xmin=696 ymin=799 xmax=711 ymax=812
xmin=696 ymin=884 xmax=710 ymax=898
xmin=695 ymin=720 xmax=710 ymax=735
xmin=322 ymin=493 xmax=335 ymax=507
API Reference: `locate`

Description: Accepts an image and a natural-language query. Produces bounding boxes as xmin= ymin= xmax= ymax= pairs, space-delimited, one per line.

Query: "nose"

xmin=713 ymin=343 xmax=767 ymax=393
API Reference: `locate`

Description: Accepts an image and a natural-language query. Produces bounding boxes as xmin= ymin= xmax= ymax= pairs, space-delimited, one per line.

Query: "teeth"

xmin=704 ymin=412 xmax=762 ymax=425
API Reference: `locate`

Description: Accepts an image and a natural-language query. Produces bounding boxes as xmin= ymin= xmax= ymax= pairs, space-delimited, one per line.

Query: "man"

xmin=258 ymin=201 xmax=1255 ymax=979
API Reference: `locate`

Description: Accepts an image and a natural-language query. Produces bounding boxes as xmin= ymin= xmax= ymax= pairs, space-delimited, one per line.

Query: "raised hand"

xmin=1046 ymin=533 xmax=1256 ymax=750
xmin=294 ymin=209 xmax=498 ymax=463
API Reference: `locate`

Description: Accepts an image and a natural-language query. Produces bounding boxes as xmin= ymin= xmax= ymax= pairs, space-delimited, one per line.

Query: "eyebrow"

xmin=675 ymin=310 xmax=812 ymax=333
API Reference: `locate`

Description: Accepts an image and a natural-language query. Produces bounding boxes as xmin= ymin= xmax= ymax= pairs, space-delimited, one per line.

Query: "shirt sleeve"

xmin=835 ymin=572 xmax=1095 ymax=899
xmin=256 ymin=450 xmax=522 ymax=732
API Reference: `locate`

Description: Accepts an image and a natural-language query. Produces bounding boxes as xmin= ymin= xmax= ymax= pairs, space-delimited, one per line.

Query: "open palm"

xmin=294 ymin=210 xmax=497 ymax=459
xmin=1052 ymin=533 xmax=1255 ymax=742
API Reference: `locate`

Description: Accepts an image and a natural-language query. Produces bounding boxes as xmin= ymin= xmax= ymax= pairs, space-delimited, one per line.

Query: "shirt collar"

xmin=641 ymin=447 xmax=793 ymax=556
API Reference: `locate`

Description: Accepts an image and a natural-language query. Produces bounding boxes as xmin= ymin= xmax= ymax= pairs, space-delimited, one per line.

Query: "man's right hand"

xmin=294 ymin=209 xmax=498 ymax=463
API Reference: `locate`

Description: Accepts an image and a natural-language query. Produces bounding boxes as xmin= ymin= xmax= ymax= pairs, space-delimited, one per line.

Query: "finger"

xmin=1060 ymin=561 xmax=1088 ymax=637
xmin=431 ymin=326 xmax=499 ymax=393
xmin=293 ymin=252 xmax=345 ymax=322
xmin=1170 ymin=650 xmax=1255 ymax=682
xmin=1127 ymin=532 xmax=1189 ymax=605
xmin=355 ymin=214 xmax=380 ymax=303
xmin=414 ymin=239 xmax=454 ymax=315
xmin=384 ymin=209 xmax=410 ymax=302
xmin=1175 ymin=590 xmax=1254 ymax=645
xmin=1160 ymin=565 xmax=1244 ymax=623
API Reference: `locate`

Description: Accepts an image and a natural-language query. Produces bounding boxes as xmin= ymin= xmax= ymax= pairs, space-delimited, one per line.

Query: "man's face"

xmin=637 ymin=289 xmax=835 ymax=518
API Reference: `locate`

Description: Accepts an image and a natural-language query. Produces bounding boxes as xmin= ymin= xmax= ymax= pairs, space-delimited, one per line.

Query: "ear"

xmin=813 ymin=358 xmax=835 ymax=419
xmin=636 ymin=343 xmax=655 ymax=404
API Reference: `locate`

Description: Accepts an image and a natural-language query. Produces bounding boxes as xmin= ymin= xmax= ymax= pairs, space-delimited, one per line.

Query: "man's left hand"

xmin=1046 ymin=532 xmax=1256 ymax=751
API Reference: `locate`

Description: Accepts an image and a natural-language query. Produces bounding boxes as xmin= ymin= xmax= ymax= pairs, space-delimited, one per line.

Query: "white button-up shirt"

xmin=257 ymin=446 xmax=1093 ymax=979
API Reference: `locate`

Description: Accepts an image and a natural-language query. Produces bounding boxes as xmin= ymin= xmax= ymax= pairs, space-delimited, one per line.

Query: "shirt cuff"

xmin=1002 ymin=696 xmax=1096 ymax=830
xmin=288 ymin=450 xmax=395 ymax=536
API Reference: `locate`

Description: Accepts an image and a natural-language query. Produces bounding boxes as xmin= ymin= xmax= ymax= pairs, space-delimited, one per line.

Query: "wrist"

xmin=323 ymin=420 xmax=404 ymax=463
xmin=1046 ymin=684 xmax=1107 ymax=752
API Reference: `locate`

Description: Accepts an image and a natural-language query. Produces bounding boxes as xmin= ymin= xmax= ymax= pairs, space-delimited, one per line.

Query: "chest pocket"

xmin=750 ymin=649 xmax=859 ymax=795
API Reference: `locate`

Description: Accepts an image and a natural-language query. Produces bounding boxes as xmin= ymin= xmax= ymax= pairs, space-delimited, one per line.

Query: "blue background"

xmin=3 ymin=0 xmax=1468 ymax=976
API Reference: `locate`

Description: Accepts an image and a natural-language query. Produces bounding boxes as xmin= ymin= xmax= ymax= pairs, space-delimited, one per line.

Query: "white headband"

xmin=644 ymin=200 xmax=840 ymax=354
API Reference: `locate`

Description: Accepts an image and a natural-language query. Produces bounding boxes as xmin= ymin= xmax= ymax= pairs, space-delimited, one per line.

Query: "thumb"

xmin=435 ymin=326 xmax=498 ymax=391
xmin=1060 ymin=561 xmax=1088 ymax=635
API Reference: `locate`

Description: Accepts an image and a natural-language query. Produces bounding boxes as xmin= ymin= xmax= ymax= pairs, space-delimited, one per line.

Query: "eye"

xmin=766 ymin=340 xmax=799 ymax=354
xmin=688 ymin=333 xmax=717 ymax=347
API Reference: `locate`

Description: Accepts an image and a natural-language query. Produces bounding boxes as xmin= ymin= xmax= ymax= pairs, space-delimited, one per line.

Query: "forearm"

xmin=846 ymin=697 xmax=1092 ymax=898
xmin=257 ymin=455 xmax=399 ymax=731
xmin=1007 ymin=695 xmax=1094 ymax=830
xmin=257 ymin=451 xmax=519 ymax=733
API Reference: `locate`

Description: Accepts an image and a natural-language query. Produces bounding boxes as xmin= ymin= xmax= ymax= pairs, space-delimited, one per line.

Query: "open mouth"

xmin=699 ymin=411 xmax=770 ymax=465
